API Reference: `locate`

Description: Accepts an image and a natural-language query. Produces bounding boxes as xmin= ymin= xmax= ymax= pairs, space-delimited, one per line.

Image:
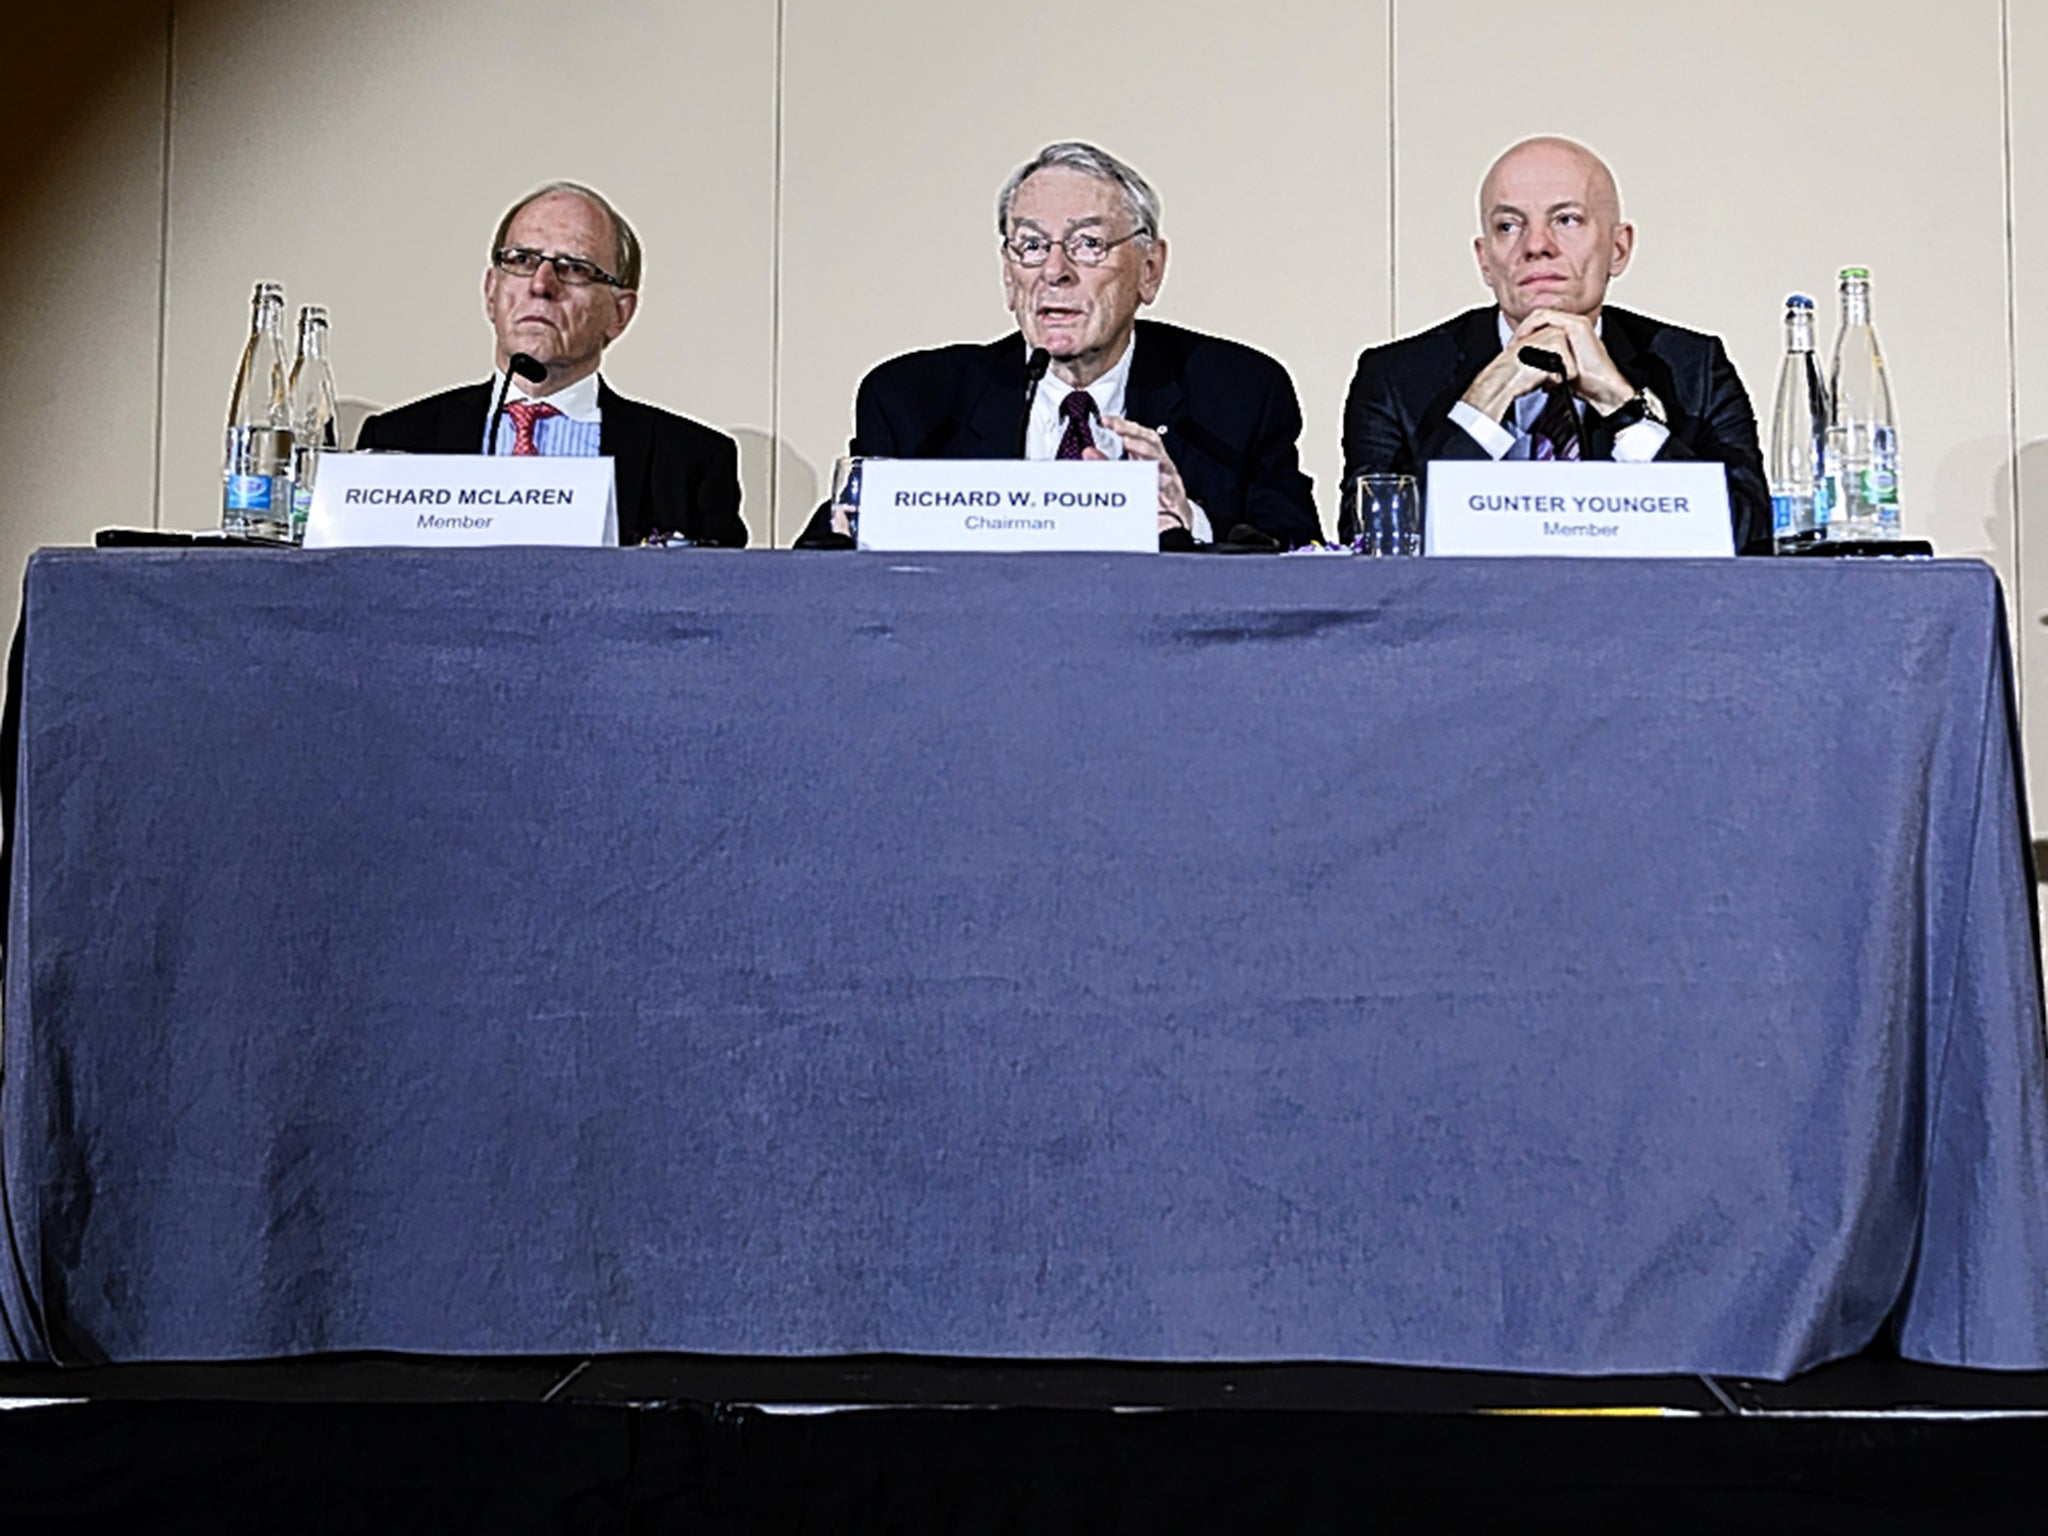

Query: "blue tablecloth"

xmin=4 ymin=549 xmax=2045 ymax=1377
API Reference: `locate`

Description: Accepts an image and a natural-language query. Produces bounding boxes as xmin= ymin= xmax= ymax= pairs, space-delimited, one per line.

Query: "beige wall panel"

xmin=0 ymin=13 xmax=167 ymax=632
xmin=160 ymin=0 xmax=777 ymax=543
xmin=778 ymin=0 xmax=1391 ymax=544
xmin=2010 ymin=3 xmax=2048 ymax=817
xmin=1393 ymin=1 xmax=2010 ymax=568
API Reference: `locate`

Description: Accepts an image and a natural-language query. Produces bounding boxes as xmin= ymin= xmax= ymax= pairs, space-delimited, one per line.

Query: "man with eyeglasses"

xmin=355 ymin=181 xmax=747 ymax=547
xmin=801 ymin=141 xmax=1319 ymax=549
xmin=1341 ymin=136 xmax=1768 ymax=552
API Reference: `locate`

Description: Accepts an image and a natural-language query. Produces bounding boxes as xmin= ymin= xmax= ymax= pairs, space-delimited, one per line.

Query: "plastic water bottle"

xmin=288 ymin=305 xmax=338 ymax=546
xmin=223 ymin=282 xmax=294 ymax=540
xmin=1826 ymin=267 xmax=1902 ymax=541
xmin=1768 ymin=294 xmax=1830 ymax=550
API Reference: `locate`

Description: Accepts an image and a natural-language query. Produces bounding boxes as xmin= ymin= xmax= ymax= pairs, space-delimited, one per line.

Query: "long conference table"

xmin=3 ymin=547 xmax=2047 ymax=1380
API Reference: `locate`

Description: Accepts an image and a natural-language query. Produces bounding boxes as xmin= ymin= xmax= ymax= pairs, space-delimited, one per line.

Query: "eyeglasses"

xmin=1001 ymin=229 xmax=1147 ymax=268
xmin=492 ymin=246 xmax=626 ymax=289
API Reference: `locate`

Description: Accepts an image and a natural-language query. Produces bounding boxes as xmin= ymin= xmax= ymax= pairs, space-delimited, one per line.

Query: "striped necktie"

xmin=1530 ymin=385 xmax=1581 ymax=462
xmin=504 ymin=399 xmax=560 ymax=456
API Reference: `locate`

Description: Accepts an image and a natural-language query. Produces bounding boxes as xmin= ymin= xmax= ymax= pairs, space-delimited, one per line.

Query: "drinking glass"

xmin=828 ymin=456 xmax=864 ymax=539
xmin=1341 ymin=473 xmax=1424 ymax=556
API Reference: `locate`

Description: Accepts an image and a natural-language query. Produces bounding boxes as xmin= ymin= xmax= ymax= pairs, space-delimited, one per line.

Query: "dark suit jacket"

xmin=803 ymin=319 xmax=1323 ymax=547
xmin=354 ymin=379 xmax=747 ymax=547
xmin=1342 ymin=305 xmax=1770 ymax=554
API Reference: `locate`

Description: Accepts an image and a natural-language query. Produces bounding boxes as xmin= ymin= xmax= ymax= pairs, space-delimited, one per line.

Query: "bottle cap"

xmin=1785 ymin=294 xmax=1814 ymax=309
xmin=1838 ymin=266 xmax=1871 ymax=281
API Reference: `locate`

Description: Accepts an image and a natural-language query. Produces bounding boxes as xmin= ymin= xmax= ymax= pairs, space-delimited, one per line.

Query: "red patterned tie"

xmin=1055 ymin=390 xmax=1097 ymax=460
xmin=505 ymin=399 xmax=560 ymax=456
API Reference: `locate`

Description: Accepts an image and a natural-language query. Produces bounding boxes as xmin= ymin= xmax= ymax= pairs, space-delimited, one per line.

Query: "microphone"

xmin=1017 ymin=347 xmax=1052 ymax=459
xmin=485 ymin=352 xmax=549 ymax=454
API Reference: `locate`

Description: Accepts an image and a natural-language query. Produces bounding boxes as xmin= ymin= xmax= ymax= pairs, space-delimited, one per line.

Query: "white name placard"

xmin=1425 ymin=460 xmax=1733 ymax=558
xmin=857 ymin=459 xmax=1159 ymax=552
xmin=304 ymin=453 xmax=617 ymax=548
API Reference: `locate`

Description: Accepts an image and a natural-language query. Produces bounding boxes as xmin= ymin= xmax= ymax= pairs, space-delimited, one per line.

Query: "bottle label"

xmin=1772 ymin=493 xmax=1792 ymax=536
xmin=1865 ymin=426 xmax=1900 ymax=507
xmin=1814 ymin=473 xmax=1837 ymax=530
xmin=226 ymin=473 xmax=272 ymax=513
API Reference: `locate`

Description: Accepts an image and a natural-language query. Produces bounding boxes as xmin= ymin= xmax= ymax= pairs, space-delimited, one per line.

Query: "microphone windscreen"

xmin=509 ymin=352 xmax=548 ymax=383
xmin=1025 ymin=347 xmax=1052 ymax=381
xmin=1518 ymin=346 xmax=1566 ymax=377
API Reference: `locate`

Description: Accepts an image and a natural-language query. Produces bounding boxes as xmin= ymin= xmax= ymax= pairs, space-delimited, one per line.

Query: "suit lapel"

xmin=1602 ymin=310 xmax=1645 ymax=390
xmin=953 ymin=335 xmax=1029 ymax=457
xmin=1422 ymin=308 xmax=1503 ymax=435
xmin=460 ymin=381 xmax=496 ymax=452
xmin=597 ymin=379 xmax=649 ymax=537
xmin=1589 ymin=308 xmax=1681 ymax=459
xmin=1123 ymin=321 xmax=1183 ymax=435
xmin=1599 ymin=308 xmax=1676 ymax=403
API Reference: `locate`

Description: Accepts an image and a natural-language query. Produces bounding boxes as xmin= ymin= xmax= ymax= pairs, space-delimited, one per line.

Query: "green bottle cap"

xmin=1839 ymin=266 xmax=1871 ymax=280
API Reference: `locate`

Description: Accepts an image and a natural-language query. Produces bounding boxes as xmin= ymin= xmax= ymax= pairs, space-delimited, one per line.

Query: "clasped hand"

xmin=1460 ymin=308 xmax=1634 ymax=422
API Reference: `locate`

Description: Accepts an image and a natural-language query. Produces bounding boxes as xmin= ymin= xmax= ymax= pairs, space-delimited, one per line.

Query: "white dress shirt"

xmin=481 ymin=368 xmax=614 ymax=540
xmin=481 ymin=369 xmax=605 ymax=455
xmin=1447 ymin=314 xmax=1670 ymax=462
xmin=1024 ymin=336 xmax=1212 ymax=541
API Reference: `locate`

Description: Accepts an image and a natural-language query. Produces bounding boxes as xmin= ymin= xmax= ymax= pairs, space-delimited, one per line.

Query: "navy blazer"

xmin=804 ymin=320 xmax=1323 ymax=547
xmin=355 ymin=379 xmax=747 ymax=548
xmin=1342 ymin=305 xmax=1771 ymax=555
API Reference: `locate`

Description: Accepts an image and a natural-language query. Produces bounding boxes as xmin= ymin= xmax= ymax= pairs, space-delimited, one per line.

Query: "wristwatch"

xmin=1605 ymin=387 xmax=1667 ymax=431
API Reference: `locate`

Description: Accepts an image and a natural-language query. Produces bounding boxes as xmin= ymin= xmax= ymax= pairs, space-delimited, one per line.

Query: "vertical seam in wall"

xmin=768 ymin=0 xmax=786 ymax=545
xmin=1386 ymin=1 xmax=1397 ymax=338
xmin=150 ymin=2 xmax=176 ymax=531
xmin=2001 ymin=0 xmax=2024 ymax=718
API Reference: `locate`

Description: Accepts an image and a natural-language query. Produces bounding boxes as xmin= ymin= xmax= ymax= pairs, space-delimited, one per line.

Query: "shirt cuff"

xmin=1610 ymin=420 xmax=1670 ymax=462
xmin=1448 ymin=399 xmax=1515 ymax=460
xmin=1189 ymin=502 xmax=1213 ymax=543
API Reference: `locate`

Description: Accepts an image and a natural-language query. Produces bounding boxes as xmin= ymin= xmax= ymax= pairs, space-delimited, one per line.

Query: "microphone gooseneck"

xmin=1017 ymin=347 xmax=1052 ymax=459
xmin=484 ymin=353 xmax=550 ymax=454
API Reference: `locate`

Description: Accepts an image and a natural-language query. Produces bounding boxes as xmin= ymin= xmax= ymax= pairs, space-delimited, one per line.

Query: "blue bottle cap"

xmin=1785 ymin=294 xmax=1814 ymax=309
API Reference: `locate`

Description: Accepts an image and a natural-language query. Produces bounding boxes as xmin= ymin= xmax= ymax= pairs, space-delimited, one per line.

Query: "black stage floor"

xmin=3 ymin=1349 xmax=2047 ymax=1531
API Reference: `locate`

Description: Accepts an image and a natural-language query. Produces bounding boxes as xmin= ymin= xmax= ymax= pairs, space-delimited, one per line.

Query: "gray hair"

xmin=996 ymin=142 xmax=1161 ymax=242
xmin=491 ymin=180 xmax=643 ymax=290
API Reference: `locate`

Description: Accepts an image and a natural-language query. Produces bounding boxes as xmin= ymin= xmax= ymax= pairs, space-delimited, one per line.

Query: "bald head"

xmin=1479 ymin=137 xmax=1621 ymax=228
xmin=1472 ymin=136 xmax=1633 ymax=324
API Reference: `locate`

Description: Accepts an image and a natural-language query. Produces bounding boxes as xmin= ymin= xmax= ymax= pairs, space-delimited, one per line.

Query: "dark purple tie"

xmin=1056 ymin=390 xmax=1097 ymax=460
xmin=1530 ymin=385 xmax=1580 ymax=461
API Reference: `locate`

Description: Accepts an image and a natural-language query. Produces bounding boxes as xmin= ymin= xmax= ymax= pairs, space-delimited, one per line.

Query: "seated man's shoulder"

xmin=1602 ymin=305 xmax=1726 ymax=356
xmin=860 ymin=337 xmax=1011 ymax=399
xmin=1353 ymin=307 xmax=1492 ymax=372
xmin=376 ymin=380 xmax=489 ymax=415
xmin=354 ymin=381 xmax=489 ymax=449
xmin=597 ymin=385 xmax=737 ymax=455
xmin=1136 ymin=318 xmax=1293 ymax=386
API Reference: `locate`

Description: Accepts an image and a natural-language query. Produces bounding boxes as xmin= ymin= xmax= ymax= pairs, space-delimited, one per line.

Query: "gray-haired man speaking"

xmin=804 ymin=141 xmax=1320 ymax=548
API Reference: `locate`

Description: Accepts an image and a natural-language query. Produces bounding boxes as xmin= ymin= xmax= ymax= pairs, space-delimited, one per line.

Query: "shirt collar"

xmin=1027 ymin=331 xmax=1137 ymax=419
xmin=494 ymin=368 xmax=604 ymax=422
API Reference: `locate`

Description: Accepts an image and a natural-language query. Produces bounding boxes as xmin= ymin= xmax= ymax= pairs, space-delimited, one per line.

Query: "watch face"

xmin=1641 ymin=389 xmax=1667 ymax=425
